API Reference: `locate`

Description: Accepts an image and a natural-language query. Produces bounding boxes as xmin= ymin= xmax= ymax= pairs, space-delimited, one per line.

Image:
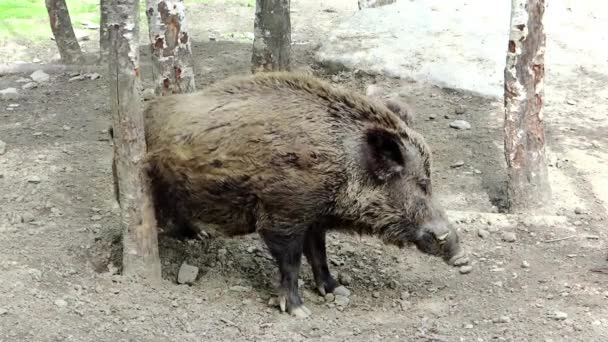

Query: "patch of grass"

xmin=0 ymin=0 xmax=100 ymax=42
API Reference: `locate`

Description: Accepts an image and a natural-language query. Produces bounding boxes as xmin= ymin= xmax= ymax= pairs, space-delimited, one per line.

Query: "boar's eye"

xmin=418 ymin=178 xmax=430 ymax=194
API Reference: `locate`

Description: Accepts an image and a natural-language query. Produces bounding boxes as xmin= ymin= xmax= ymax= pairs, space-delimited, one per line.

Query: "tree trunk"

xmin=503 ymin=0 xmax=551 ymax=212
xmin=145 ymin=0 xmax=196 ymax=96
xmin=109 ymin=0 xmax=161 ymax=282
xmin=45 ymin=0 xmax=83 ymax=64
xmin=99 ymin=0 xmax=111 ymax=62
xmin=251 ymin=0 xmax=291 ymax=73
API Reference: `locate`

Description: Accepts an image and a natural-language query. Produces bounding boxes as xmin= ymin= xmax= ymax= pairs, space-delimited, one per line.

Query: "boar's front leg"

xmin=259 ymin=229 xmax=311 ymax=318
xmin=304 ymin=224 xmax=351 ymax=297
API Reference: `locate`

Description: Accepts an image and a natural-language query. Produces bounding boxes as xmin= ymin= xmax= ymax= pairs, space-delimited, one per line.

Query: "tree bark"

xmin=45 ymin=0 xmax=83 ymax=64
xmin=109 ymin=0 xmax=161 ymax=282
xmin=99 ymin=0 xmax=111 ymax=62
xmin=503 ymin=0 xmax=551 ymax=212
xmin=145 ymin=0 xmax=196 ymax=96
xmin=251 ymin=0 xmax=291 ymax=73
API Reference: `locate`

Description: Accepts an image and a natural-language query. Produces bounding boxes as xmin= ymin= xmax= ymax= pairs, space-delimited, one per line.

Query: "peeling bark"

xmin=99 ymin=0 xmax=111 ymax=62
xmin=251 ymin=0 xmax=291 ymax=73
xmin=145 ymin=0 xmax=196 ymax=95
xmin=45 ymin=0 xmax=83 ymax=64
xmin=109 ymin=0 xmax=161 ymax=282
xmin=503 ymin=0 xmax=551 ymax=212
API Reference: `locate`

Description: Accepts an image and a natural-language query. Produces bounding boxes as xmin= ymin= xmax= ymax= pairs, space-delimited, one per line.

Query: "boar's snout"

xmin=413 ymin=217 xmax=465 ymax=265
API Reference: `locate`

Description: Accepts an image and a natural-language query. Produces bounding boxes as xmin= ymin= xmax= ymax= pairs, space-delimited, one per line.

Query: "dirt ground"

xmin=1 ymin=1 xmax=607 ymax=341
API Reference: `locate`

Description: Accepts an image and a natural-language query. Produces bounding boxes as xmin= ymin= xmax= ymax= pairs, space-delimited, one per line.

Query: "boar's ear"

xmin=363 ymin=127 xmax=406 ymax=182
xmin=384 ymin=98 xmax=414 ymax=126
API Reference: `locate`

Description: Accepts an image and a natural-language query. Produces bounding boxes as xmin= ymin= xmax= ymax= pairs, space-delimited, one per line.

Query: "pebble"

xmin=54 ymin=299 xmax=68 ymax=308
xmin=372 ymin=291 xmax=380 ymax=298
xmin=551 ymin=311 xmax=568 ymax=320
xmin=400 ymin=291 xmax=410 ymax=300
xmin=0 ymin=308 xmax=7 ymax=315
xmin=338 ymin=273 xmax=352 ymax=286
xmin=333 ymin=285 xmax=351 ymax=297
xmin=449 ymin=120 xmax=471 ymax=130
xmin=325 ymin=293 xmax=335 ymax=302
xmin=459 ymin=265 xmax=473 ymax=274
xmin=574 ymin=207 xmax=584 ymax=215
xmin=493 ymin=316 xmax=511 ymax=324
xmin=16 ymin=77 xmax=30 ymax=83
xmin=0 ymin=87 xmax=19 ymax=100
xmin=501 ymin=231 xmax=517 ymax=242
xmin=229 ymin=285 xmax=251 ymax=292
xmin=477 ymin=228 xmax=490 ymax=238
xmin=69 ymin=75 xmax=87 ymax=82
xmin=0 ymin=140 xmax=6 ymax=155
xmin=27 ymin=176 xmax=41 ymax=184
xmin=90 ymin=214 xmax=102 ymax=221
xmin=450 ymin=161 xmax=465 ymax=168
xmin=142 ymin=88 xmax=156 ymax=101
xmin=89 ymin=73 xmax=101 ymax=80
xmin=246 ymin=246 xmax=257 ymax=253
xmin=566 ymin=99 xmax=576 ymax=105
xmin=454 ymin=105 xmax=466 ymax=114
xmin=428 ymin=115 xmax=436 ymax=120
xmin=30 ymin=70 xmax=50 ymax=83
xmin=334 ymin=295 xmax=350 ymax=307
xmin=177 ymin=263 xmax=198 ymax=285
xmin=22 ymin=82 xmax=38 ymax=90
xmin=521 ymin=260 xmax=530 ymax=268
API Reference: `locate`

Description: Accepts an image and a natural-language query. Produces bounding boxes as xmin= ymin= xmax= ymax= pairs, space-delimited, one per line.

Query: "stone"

xmin=177 ymin=263 xmax=199 ymax=285
xmin=142 ymin=88 xmax=156 ymax=101
xmin=333 ymin=285 xmax=351 ymax=297
xmin=477 ymin=228 xmax=490 ymax=238
xmin=90 ymin=215 xmax=102 ymax=221
xmin=54 ymin=299 xmax=68 ymax=307
xmin=501 ymin=231 xmax=517 ymax=242
xmin=454 ymin=105 xmax=466 ymax=114
xmin=574 ymin=207 xmax=584 ymax=215
xmin=27 ymin=176 xmax=41 ymax=184
xmin=0 ymin=140 xmax=6 ymax=155
xmin=521 ymin=260 xmax=530 ymax=268
xmin=334 ymin=295 xmax=350 ymax=307
xmin=450 ymin=161 xmax=465 ymax=168
xmin=30 ymin=70 xmax=50 ymax=83
xmin=493 ymin=316 xmax=511 ymax=324
xmin=229 ymin=285 xmax=251 ymax=292
xmin=0 ymin=87 xmax=19 ymax=100
xmin=89 ymin=73 xmax=101 ymax=80
xmin=22 ymin=82 xmax=38 ymax=90
xmin=566 ymin=99 xmax=576 ymax=105
xmin=0 ymin=308 xmax=7 ymax=315
xmin=69 ymin=75 xmax=87 ymax=82
xmin=372 ymin=291 xmax=380 ymax=298
xmin=551 ymin=311 xmax=568 ymax=320
xmin=449 ymin=120 xmax=471 ymax=130
xmin=338 ymin=273 xmax=352 ymax=286
xmin=325 ymin=293 xmax=335 ymax=302
xmin=428 ymin=114 xmax=437 ymax=120
xmin=400 ymin=291 xmax=410 ymax=300
xmin=16 ymin=77 xmax=30 ymax=83
xmin=459 ymin=265 xmax=473 ymax=274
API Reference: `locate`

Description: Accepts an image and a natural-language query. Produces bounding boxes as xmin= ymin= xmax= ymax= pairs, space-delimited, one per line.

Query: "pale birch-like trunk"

xmin=45 ymin=0 xmax=83 ymax=64
xmin=109 ymin=0 xmax=161 ymax=282
xmin=145 ymin=0 xmax=196 ymax=95
xmin=503 ymin=0 xmax=551 ymax=212
xmin=251 ymin=0 xmax=291 ymax=73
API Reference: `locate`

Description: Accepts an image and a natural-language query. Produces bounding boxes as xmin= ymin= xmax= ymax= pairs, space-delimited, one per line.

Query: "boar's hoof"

xmin=270 ymin=296 xmax=312 ymax=318
xmin=448 ymin=251 xmax=470 ymax=267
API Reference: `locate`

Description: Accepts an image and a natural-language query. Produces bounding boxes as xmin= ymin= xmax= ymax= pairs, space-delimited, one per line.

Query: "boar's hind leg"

xmin=304 ymin=225 xmax=351 ymax=297
xmin=259 ymin=229 xmax=311 ymax=318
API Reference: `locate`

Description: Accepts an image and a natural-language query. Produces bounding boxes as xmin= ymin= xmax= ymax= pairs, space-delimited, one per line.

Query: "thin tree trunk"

xmin=251 ymin=0 xmax=291 ymax=73
xmin=145 ymin=0 xmax=196 ymax=95
xmin=99 ymin=0 xmax=111 ymax=62
xmin=503 ymin=0 xmax=551 ymax=212
xmin=45 ymin=0 xmax=83 ymax=64
xmin=109 ymin=0 xmax=161 ymax=282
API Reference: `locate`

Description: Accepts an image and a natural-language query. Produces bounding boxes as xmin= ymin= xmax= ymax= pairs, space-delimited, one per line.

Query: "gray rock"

xmin=550 ymin=311 xmax=568 ymax=320
xmin=333 ymin=285 xmax=351 ymax=297
xmin=22 ymin=82 xmax=38 ymax=90
xmin=338 ymin=273 xmax=352 ymax=286
xmin=450 ymin=161 xmax=465 ymax=168
xmin=521 ymin=260 xmax=530 ymax=268
xmin=334 ymin=295 xmax=350 ymax=307
xmin=324 ymin=293 xmax=335 ymax=302
xmin=30 ymin=70 xmax=50 ymax=83
xmin=400 ymin=291 xmax=410 ymax=300
xmin=477 ymin=228 xmax=490 ymax=238
xmin=501 ymin=231 xmax=517 ymax=242
xmin=0 ymin=87 xmax=19 ymax=100
xmin=0 ymin=307 xmax=7 ymax=316
xmin=428 ymin=114 xmax=437 ymax=120
xmin=69 ymin=75 xmax=87 ymax=82
xmin=459 ymin=265 xmax=473 ymax=274
xmin=90 ymin=214 xmax=102 ymax=221
xmin=493 ymin=315 xmax=511 ymax=323
xmin=372 ymin=291 xmax=380 ymax=298
xmin=16 ymin=77 xmax=31 ymax=83
xmin=574 ymin=207 xmax=584 ymax=215
xmin=449 ymin=120 xmax=471 ymax=130
xmin=89 ymin=73 xmax=101 ymax=80
xmin=142 ymin=88 xmax=156 ymax=101
xmin=27 ymin=176 xmax=41 ymax=184
xmin=54 ymin=299 xmax=68 ymax=307
xmin=455 ymin=105 xmax=467 ymax=114
xmin=177 ymin=263 xmax=199 ymax=285
xmin=0 ymin=140 xmax=6 ymax=155
xmin=229 ymin=285 xmax=251 ymax=292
